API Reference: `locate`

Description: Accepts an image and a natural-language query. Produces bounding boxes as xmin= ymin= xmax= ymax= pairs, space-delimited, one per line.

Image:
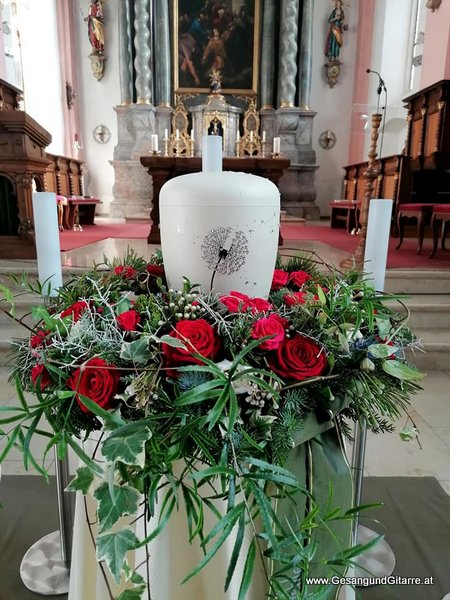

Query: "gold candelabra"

xmin=340 ymin=113 xmax=383 ymax=270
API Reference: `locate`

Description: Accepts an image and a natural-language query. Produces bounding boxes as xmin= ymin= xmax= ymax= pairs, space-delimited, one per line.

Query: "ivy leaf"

xmin=116 ymin=589 xmax=146 ymax=600
xmin=120 ymin=337 xmax=150 ymax=364
xmin=382 ymin=360 xmax=425 ymax=381
xmin=96 ymin=528 xmax=139 ymax=584
xmin=94 ymin=483 xmax=141 ymax=533
xmin=66 ymin=466 xmax=95 ymax=494
xmin=101 ymin=423 xmax=151 ymax=467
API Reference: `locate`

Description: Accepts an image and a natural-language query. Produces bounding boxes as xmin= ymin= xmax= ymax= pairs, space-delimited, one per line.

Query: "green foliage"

xmin=0 ymin=250 xmax=425 ymax=598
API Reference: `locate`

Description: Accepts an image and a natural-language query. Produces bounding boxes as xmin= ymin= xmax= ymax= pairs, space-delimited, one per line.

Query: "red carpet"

xmin=59 ymin=222 xmax=450 ymax=269
xmin=59 ymin=223 xmax=150 ymax=251
xmin=281 ymin=224 xmax=450 ymax=269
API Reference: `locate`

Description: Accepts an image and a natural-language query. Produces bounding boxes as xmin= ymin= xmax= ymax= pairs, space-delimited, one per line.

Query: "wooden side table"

xmin=429 ymin=204 xmax=450 ymax=258
xmin=395 ymin=203 xmax=433 ymax=255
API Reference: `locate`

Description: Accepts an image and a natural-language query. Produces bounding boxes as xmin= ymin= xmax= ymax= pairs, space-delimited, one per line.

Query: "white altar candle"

xmin=175 ymin=129 xmax=180 ymax=140
xmin=202 ymin=135 xmax=222 ymax=172
xmin=164 ymin=128 xmax=168 ymax=140
xmin=249 ymin=130 xmax=254 ymax=142
xmin=273 ymin=137 xmax=281 ymax=154
xmin=236 ymin=130 xmax=240 ymax=142
xmin=190 ymin=129 xmax=195 ymax=141
xmin=150 ymin=134 xmax=159 ymax=152
xmin=364 ymin=199 xmax=393 ymax=292
xmin=32 ymin=192 xmax=63 ymax=296
xmin=262 ymin=131 xmax=266 ymax=143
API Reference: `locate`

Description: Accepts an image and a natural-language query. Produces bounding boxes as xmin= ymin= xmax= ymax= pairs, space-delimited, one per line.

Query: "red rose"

xmin=289 ymin=270 xmax=312 ymax=288
xmin=114 ymin=265 xmax=136 ymax=279
xmin=162 ymin=318 xmax=221 ymax=368
xmin=220 ymin=291 xmax=250 ymax=313
xmin=31 ymin=364 xmax=51 ymax=390
xmin=220 ymin=292 xmax=272 ymax=314
xmin=251 ymin=315 xmax=287 ymax=351
xmin=146 ymin=264 xmax=165 ymax=277
xmin=60 ymin=300 xmax=89 ymax=322
xmin=246 ymin=297 xmax=273 ymax=314
xmin=68 ymin=357 xmax=121 ymax=413
xmin=271 ymin=269 xmax=289 ymax=291
xmin=30 ymin=330 xmax=50 ymax=348
xmin=283 ymin=292 xmax=307 ymax=306
xmin=268 ymin=334 xmax=328 ymax=381
xmin=116 ymin=309 xmax=141 ymax=331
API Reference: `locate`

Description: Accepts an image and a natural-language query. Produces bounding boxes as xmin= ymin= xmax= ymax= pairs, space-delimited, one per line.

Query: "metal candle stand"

xmin=20 ymin=451 xmax=73 ymax=595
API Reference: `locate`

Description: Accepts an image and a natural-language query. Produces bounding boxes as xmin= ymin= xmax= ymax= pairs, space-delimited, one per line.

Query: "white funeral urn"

xmin=159 ymin=170 xmax=280 ymax=298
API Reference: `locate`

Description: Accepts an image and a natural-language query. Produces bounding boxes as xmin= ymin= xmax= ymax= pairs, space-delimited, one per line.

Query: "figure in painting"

xmin=202 ymin=27 xmax=227 ymax=72
xmin=324 ymin=0 xmax=346 ymax=61
xmin=86 ymin=0 xmax=105 ymax=54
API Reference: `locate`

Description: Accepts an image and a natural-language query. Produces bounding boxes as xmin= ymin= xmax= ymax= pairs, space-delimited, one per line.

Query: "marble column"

xmin=118 ymin=0 xmax=133 ymax=105
xmin=298 ymin=0 xmax=314 ymax=109
xmin=153 ymin=0 xmax=171 ymax=107
xmin=260 ymin=0 xmax=276 ymax=109
xmin=134 ymin=0 xmax=152 ymax=104
xmin=277 ymin=0 xmax=299 ymax=108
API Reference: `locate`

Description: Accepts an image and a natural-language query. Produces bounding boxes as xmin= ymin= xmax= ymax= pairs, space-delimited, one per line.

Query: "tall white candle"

xmin=202 ymin=135 xmax=222 ymax=172
xmin=151 ymin=134 xmax=159 ymax=151
xmin=262 ymin=130 xmax=266 ymax=143
xmin=364 ymin=199 xmax=393 ymax=291
xmin=164 ymin=128 xmax=168 ymax=140
xmin=273 ymin=137 xmax=281 ymax=154
xmin=236 ymin=130 xmax=240 ymax=142
xmin=175 ymin=129 xmax=180 ymax=140
xmin=32 ymin=192 xmax=63 ymax=296
xmin=249 ymin=130 xmax=254 ymax=142
xmin=190 ymin=129 xmax=195 ymax=141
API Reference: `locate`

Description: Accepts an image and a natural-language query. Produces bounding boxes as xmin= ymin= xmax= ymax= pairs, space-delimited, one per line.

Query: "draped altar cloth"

xmin=68 ymin=418 xmax=353 ymax=600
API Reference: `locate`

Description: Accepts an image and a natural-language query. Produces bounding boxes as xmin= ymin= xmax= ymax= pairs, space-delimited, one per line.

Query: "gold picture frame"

xmin=174 ymin=0 xmax=261 ymax=95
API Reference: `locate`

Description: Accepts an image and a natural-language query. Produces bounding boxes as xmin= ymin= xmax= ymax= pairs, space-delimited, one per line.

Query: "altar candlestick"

xmin=273 ymin=137 xmax=281 ymax=154
xmin=150 ymin=134 xmax=159 ymax=152
xmin=262 ymin=131 xmax=266 ymax=143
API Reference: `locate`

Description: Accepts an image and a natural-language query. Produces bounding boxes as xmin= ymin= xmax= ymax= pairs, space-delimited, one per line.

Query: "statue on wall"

xmin=85 ymin=0 xmax=106 ymax=80
xmin=324 ymin=0 xmax=348 ymax=88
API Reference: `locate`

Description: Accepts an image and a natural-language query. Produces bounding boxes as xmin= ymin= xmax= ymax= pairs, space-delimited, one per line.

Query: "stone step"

xmin=406 ymin=328 xmax=450 ymax=371
xmin=386 ymin=294 xmax=450 ymax=329
xmin=385 ymin=269 xmax=450 ymax=295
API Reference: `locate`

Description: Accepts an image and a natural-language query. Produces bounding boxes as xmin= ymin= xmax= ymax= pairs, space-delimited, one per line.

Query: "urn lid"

xmin=160 ymin=171 xmax=280 ymax=208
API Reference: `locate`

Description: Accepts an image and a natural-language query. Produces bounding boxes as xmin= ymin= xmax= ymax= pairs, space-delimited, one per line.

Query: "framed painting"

xmin=174 ymin=0 xmax=261 ymax=95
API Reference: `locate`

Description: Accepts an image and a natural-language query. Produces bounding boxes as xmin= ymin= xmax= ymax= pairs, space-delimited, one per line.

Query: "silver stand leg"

xmin=19 ymin=451 xmax=72 ymax=595
xmin=351 ymin=420 xmax=396 ymax=583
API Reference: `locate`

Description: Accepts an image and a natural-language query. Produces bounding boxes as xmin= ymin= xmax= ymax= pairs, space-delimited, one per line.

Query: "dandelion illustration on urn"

xmin=159 ymin=135 xmax=280 ymax=297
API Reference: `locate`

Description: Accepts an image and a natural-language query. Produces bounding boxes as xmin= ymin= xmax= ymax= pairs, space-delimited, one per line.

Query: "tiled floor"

xmin=1 ymin=235 xmax=448 ymax=498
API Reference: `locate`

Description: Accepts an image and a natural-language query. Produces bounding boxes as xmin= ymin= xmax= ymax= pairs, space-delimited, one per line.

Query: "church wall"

xmin=420 ymin=0 xmax=450 ymax=88
xmin=309 ymin=1 xmax=358 ymax=216
xmin=73 ymin=0 xmax=120 ymax=214
xmin=17 ymin=0 xmax=65 ymax=155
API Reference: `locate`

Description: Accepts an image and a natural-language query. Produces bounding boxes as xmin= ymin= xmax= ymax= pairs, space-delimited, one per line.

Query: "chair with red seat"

xmin=429 ymin=204 xmax=450 ymax=258
xmin=396 ymin=203 xmax=434 ymax=255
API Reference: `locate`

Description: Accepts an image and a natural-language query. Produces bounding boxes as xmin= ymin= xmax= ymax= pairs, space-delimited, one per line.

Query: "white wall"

xmin=17 ymin=0 xmax=64 ymax=154
xmin=73 ymin=0 xmax=120 ymax=213
xmin=310 ymin=1 xmax=358 ymax=215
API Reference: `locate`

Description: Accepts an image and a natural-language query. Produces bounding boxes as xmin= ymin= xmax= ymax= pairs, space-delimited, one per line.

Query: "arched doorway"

xmin=0 ymin=176 xmax=19 ymax=236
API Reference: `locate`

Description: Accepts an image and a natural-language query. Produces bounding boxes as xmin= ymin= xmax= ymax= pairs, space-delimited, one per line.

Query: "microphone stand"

xmin=345 ymin=69 xmax=396 ymax=586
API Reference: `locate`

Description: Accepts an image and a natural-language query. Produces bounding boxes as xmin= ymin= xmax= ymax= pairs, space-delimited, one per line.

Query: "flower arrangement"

xmin=1 ymin=250 xmax=423 ymax=599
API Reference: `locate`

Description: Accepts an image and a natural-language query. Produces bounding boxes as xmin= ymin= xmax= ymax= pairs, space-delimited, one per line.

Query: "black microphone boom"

xmin=366 ymin=68 xmax=387 ymax=93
